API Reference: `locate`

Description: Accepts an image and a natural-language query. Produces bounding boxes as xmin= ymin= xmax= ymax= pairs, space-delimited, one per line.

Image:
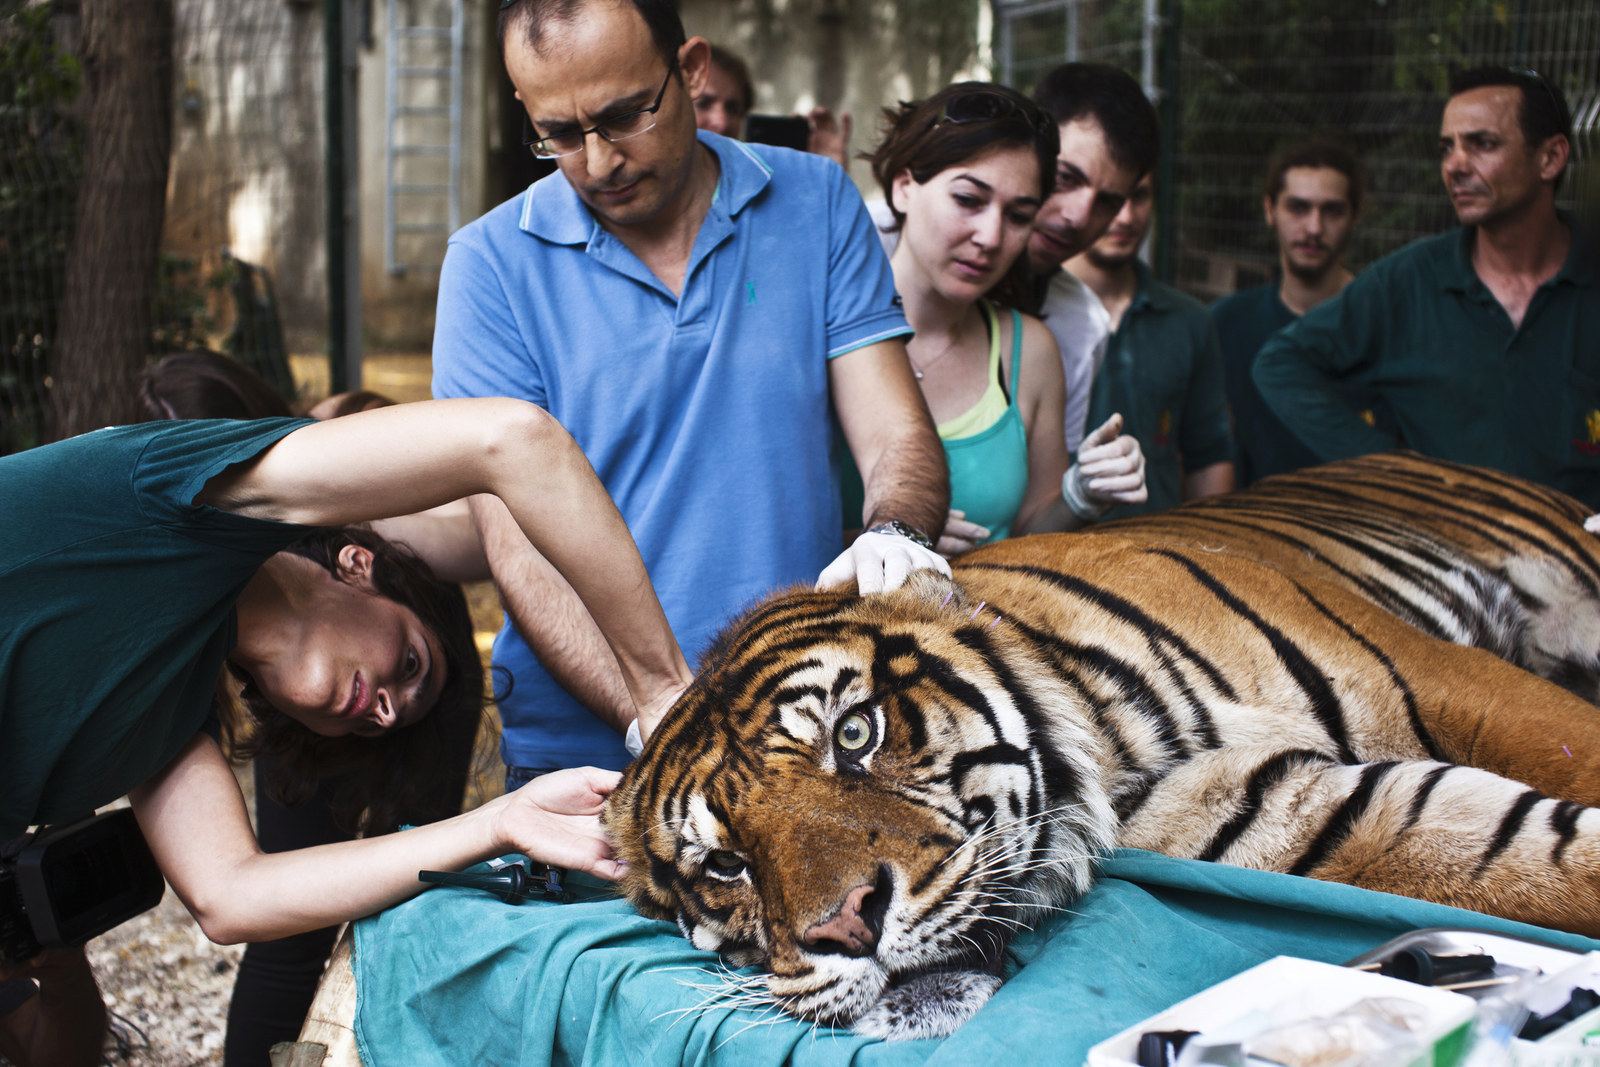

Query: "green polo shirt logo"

xmin=1581 ymin=410 xmax=1600 ymax=456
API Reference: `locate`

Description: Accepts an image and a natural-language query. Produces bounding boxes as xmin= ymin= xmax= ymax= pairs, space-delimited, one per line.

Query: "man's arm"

xmin=369 ymin=500 xmax=490 ymax=584
xmin=1252 ymin=283 xmax=1399 ymax=461
xmin=1183 ymin=460 xmax=1236 ymax=501
xmin=820 ymin=338 xmax=951 ymax=592
xmin=832 ymin=338 xmax=949 ymax=537
xmin=1177 ymin=318 xmax=1237 ymax=502
xmin=468 ymin=495 xmax=637 ymax=733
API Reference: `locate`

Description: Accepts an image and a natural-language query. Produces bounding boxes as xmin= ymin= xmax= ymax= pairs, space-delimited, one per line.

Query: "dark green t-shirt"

xmin=1210 ymin=282 xmax=1397 ymax=487
xmin=1252 ymin=218 xmax=1600 ymax=508
xmin=1 ymin=418 xmax=312 ymax=836
xmin=1086 ymin=260 xmax=1235 ymax=517
xmin=1211 ymin=282 xmax=1319 ymax=487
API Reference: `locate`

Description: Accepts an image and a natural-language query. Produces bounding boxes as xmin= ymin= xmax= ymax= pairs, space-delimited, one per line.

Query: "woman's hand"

xmin=936 ymin=509 xmax=990 ymax=559
xmin=495 ymin=767 xmax=625 ymax=881
xmin=1063 ymin=413 xmax=1147 ymax=519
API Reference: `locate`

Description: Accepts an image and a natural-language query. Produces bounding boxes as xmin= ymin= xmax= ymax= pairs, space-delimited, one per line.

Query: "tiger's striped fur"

xmin=604 ymin=453 xmax=1600 ymax=1041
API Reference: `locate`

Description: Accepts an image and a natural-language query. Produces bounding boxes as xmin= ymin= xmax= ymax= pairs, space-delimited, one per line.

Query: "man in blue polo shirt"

xmin=433 ymin=0 xmax=949 ymax=782
xmin=1254 ymin=67 xmax=1599 ymax=507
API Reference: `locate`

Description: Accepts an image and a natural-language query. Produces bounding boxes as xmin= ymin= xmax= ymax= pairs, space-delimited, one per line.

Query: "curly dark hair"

xmin=868 ymin=82 xmax=1060 ymax=310
xmin=1263 ymin=137 xmax=1368 ymax=216
xmin=223 ymin=526 xmax=486 ymax=835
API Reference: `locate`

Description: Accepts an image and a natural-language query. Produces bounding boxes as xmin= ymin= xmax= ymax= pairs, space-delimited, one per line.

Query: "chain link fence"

xmin=5 ymin=1 xmax=1597 ymax=452
xmin=994 ymin=0 xmax=1599 ymax=299
xmin=0 ymin=0 xmax=322 ymax=454
xmin=1 ymin=1 xmax=82 ymax=453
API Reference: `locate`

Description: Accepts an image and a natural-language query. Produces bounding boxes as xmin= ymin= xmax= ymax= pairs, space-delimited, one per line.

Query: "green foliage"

xmin=0 ymin=0 xmax=81 ymax=453
xmin=150 ymin=253 xmax=229 ymax=356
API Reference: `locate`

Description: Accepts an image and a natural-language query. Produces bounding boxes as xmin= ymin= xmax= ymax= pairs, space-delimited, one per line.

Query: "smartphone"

xmin=744 ymin=114 xmax=810 ymax=152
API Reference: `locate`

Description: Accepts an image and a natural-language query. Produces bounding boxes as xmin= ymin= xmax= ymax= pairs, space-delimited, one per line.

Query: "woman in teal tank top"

xmin=861 ymin=83 xmax=1147 ymax=554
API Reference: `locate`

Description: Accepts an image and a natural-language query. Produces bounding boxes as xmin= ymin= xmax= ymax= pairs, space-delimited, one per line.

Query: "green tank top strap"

xmin=1007 ymin=305 xmax=1023 ymax=398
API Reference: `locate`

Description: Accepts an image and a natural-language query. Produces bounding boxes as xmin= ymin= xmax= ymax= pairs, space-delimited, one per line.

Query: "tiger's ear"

xmin=901 ymin=568 xmax=969 ymax=611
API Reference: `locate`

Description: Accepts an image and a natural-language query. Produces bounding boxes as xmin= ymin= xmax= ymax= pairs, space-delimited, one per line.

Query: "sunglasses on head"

xmin=935 ymin=90 xmax=1055 ymax=141
xmin=1507 ymin=66 xmax=1567 ymax=115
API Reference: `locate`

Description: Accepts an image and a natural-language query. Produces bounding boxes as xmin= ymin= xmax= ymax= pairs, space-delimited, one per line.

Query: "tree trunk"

xmin=50 ymin=0 xmax=173 ymax=440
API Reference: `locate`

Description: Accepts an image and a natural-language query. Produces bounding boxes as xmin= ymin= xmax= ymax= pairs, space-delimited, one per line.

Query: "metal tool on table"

xmin=417 ymin=861 xmax=571 ymax=904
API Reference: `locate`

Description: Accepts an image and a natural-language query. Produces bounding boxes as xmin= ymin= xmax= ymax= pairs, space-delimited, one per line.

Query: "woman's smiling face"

xmin=891 ymin=144 xmax=1043 ymax=304
xmin=239 ymin=545 xmax=448 ymax=738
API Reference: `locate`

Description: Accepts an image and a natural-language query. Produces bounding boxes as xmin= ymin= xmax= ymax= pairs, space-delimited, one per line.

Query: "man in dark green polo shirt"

xmin=1211 ymin=138 xmax=1380 ymax=487
xmin=1254 ymin=66 xmax=1600 ymax=508
xmin=1067 ymin=173 xmax=1235 ymax=516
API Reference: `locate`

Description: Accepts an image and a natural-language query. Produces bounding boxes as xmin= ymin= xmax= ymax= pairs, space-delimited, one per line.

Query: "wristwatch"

xmin=865 ymin=520 xmax=934 ymax=550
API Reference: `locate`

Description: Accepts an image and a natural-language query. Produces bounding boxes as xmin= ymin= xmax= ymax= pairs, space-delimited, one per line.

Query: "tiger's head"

xmin=604 ymin=570 xmax=1118 ymax=1040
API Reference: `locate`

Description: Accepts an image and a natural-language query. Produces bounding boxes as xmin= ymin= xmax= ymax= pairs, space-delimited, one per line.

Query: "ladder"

xmin=384 ymin=0 xmax=463 ymax=275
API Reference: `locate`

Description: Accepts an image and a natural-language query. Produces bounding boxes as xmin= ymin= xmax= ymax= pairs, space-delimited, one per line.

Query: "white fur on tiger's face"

xmin=605 ymin=453 xmax=1600 ymax=1041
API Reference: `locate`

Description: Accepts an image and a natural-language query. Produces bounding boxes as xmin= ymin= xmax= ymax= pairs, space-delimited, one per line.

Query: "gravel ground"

xmin=88 ymin=876 xmax=244 ymax=1066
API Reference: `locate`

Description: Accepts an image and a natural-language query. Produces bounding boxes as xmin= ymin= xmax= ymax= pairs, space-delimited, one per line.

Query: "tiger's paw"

xmin=852 ymin=970 xmax=1003 ymax=1041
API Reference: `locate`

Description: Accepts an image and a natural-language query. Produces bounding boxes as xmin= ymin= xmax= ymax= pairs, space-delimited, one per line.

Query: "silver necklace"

xmin=908 ymin=327 xmax=965 ymax=380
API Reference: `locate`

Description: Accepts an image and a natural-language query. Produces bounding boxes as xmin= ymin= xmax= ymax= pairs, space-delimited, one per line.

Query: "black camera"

xmin=0 ymin=810 xmax=165 ymax=964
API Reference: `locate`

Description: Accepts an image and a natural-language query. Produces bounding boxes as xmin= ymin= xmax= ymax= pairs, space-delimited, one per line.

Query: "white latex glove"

xmin=936 ymin=508 xmax=990 ymax=559
xmin=817 ymin=527 xmax=952 ymax=594
xmin=1064 ymin=413 xmax=1147 ymax=520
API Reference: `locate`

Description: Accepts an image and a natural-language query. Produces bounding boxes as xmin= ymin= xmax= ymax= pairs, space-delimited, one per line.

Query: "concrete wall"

xmin=162 ymin=0 xmax=994 ymax=358
xmin=166 ymin=0 xmax=328 ymax=355
xmin=678 ymin=0 xmax=992 ymax=194
xmin=355 ymin=0 xmax=498 ymax=351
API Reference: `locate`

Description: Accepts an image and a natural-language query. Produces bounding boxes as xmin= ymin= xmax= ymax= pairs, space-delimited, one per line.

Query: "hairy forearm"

xmin=860 ymin=431 xmax=950 ymax=540
xmin=472 ymin=411 xmax=693 ymax=716
xmin=469 ymin=497 xmax=635 ymax=731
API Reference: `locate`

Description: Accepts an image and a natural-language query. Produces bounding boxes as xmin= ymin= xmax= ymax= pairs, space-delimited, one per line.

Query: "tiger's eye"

xmin=707 ymin=850 xmax=745 ymax=875
xmin=835 ymin=712 xmax=872 ymax=752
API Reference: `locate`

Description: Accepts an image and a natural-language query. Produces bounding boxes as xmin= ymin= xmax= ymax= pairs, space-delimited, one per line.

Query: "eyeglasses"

xmin=521 ymin=66 xmax=675 ymax=159
xmin=935 ymin=90 xmax=1055 ymax=142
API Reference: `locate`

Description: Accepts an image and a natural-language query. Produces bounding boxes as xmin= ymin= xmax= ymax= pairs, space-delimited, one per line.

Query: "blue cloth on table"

xmin=352 ymin=849 xmax=1599 ymax=1066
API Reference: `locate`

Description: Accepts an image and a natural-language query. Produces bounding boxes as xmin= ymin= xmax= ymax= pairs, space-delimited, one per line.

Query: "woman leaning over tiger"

xmin=0 ymin=400 xmax=697 ymax=1060
xmin=846 ymin=82 xmax=1147 ymax=555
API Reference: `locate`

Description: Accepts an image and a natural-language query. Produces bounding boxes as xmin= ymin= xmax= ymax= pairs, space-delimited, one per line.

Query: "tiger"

xmin=604 ymin=452 xmax=1600 ymax=1042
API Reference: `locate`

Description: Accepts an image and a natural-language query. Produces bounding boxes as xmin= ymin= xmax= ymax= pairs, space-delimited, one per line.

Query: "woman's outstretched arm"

xmin=129 ymin=735 xmax=623 ymax=945
xmin=196 ymin=398 xmax=693 ymax=726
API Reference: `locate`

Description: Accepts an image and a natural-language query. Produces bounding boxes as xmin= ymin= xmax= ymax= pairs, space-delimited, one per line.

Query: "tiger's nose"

xmin=801 ymin=866 xmax=891 ymax=957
